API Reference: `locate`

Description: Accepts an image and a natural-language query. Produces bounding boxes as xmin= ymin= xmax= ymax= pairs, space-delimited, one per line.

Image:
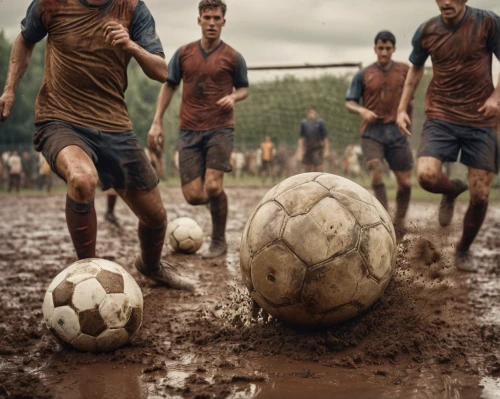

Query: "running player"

xmin=148 ymin=0 xmax=249 ymax=259
xmin=298 ymin=107 xmax=330 ymax=173
xmin=0 ymin=0 xmax=193 ymax=290
xmin=397 ymin=0 xmax=500 ymax=271
xmin=346 ymin=31 xmax=413 ymax=236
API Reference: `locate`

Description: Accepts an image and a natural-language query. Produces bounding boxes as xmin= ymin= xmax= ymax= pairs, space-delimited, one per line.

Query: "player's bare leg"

xmin=182 ymin=168 xmax=228 ymax=258
xmin=55 ymin=145 xmax=98 ymax=260
xmin=455 ymin=168 xmax=493 ymax=272
xmin=116 ymin=187 xmax=194 ymax=291
xmin=393 ymin=170 xmax=412 ymax=239
xmin=417 ymin=157 xmax=468 ymax=226
xmin=367 ymin=159 xmax=388 ymax=210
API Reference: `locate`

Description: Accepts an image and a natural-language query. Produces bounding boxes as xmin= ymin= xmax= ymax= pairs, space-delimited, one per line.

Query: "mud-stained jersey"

xmin=410 ymin=6 xmax=500 ymax=128
xmin=21 ymin=0 xmax=164 ymax=132
xmin=346 ymin=62 xmax=410 ymax=134
xmin=167 ymin=40 xmax=249 ymax=131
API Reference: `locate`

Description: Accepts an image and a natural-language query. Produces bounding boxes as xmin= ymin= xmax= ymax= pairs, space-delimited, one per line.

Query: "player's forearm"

xmin=345 ymin=100 xmax=367 ymax=116
xmin=3 ymin=34 xmax=35 ymax=94
xmin=128 ymin=45 xmax=168 ymax=83
xmin=230 ymin=87 xmax=249 ymax=103
xmin=397 ymin=65 xmax=424 ymax=113
xmin=152 ymin=84 xmax=175 ymax=125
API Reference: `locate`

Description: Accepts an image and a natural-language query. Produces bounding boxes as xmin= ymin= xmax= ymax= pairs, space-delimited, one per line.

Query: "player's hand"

xmin=216 ymin=95 xmax=235 ymax=111
xmin=396 ymin=111 xmax=412 ymax=137
xmin=147 ymin=123 xmax=164 ymax=153
xmin=0 ymin=91 xmax=15 ymax=123
xmin=361 ymin=109 xmax=380 ymax=124
xmin=478 ymin=96 xmax=499 ymax=118
xmin=103 ymin=22 xmax=134 ymax=52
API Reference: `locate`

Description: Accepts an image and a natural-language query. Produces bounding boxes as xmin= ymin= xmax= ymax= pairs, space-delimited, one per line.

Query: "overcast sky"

xmin=1 ymin=0 xmax=499 ymax=76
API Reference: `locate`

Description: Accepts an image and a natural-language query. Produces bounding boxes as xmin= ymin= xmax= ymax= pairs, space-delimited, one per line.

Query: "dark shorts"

xmin=418 ymin=119 xmax=498 ymax=173
xmin=178 ymin=128 xmax=234 ymax=186
xmin=303 ymin=147 xmax=324 ymax=166
xmin=361 ymin=123 xmax=413 ymax=171
xmin=33 ymin=121 xmax=158 ymax=191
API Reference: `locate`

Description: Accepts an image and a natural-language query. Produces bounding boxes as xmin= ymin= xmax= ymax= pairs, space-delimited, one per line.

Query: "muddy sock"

xmin=395 ymin=186 xmax=411 ymax=223
xmin=372 ymin=183 xmax=388 ymax=210
xmin=138 ymin=221 xmax=166 ymax=267
xmin=65 ymin=195 xmax=97 ymax=259
xmin=107 ymin=194 xmax=117 ymax=214
xmin=424 ymin=173 xmax=456 ymax=194
xmin=209 ymin=191 xmax=228 ymax=243
xmin=457 ymin=202 xmax=488 ymax=253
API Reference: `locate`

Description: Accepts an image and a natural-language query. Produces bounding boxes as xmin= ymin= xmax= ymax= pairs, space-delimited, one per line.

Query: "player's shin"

xmin=210 ymin=190 xmax=227 ymax=243
xmin=457 ymin=201 xmax=488 ymax=254
xmin=138 ymin=221 xmax=167 ymax=267
xmin=65 ymin=194 xmax=97 ymax=259
xmin=372 ymin=183 xmax=388 ymax=210
xmin=395 ymin=186 xmax=411 ymax=223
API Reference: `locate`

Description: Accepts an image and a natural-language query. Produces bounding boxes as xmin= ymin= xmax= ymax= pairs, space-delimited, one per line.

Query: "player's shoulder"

xmin=417 ymin=15 xmax=441 ymax=36
xmin=178 ymin=41 xmax=199 ymax=55
xmin=470 ymin=7 xmax=499 ymax=23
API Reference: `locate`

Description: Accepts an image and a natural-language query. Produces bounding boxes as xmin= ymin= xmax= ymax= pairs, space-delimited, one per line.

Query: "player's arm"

xmin=0 ymin=35 xmax=35 ymax=122
xmin=104 ymin=1 xmax=167 ymax=82
xmin=217 ymin=52 xmax=250 ymax=110
xmin=479 ymin=13 xmax=500 ymax=118
xmin=397 ymin=24 xmax=428 ymax=137
xmin=344 ymin=69 xmax=379 ymax=127
xmin=397 ymin=65 xmax=424 ymax=137
xmin=147 ymin=47 xmax=183 ymax=153
xmin=0 ymin=0 xmax=46 ymax=123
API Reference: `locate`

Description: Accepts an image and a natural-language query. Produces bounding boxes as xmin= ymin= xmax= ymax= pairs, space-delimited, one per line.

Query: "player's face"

xmin=435 ymin=0 xmax=467 ymax=22
xmin=374 ymin=40 xmax=395 ymax=66
xmin=198 ymin=8 xmax=226 ymax=40
xmin=307 ymin=109 xmax=318 ymax=121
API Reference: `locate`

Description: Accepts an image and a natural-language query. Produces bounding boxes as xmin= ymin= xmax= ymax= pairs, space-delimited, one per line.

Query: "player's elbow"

xmin=148 ymin=61 xmax=168 ymax=83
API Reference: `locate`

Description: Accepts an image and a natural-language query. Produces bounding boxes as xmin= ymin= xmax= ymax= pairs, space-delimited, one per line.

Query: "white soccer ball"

xmin=167 ymin=217 xmax=204 ymax=254
xmin=42 ymin=259 xmax=143 ymax=352
xmin=240 ymin=173 xmax=396 ymax=327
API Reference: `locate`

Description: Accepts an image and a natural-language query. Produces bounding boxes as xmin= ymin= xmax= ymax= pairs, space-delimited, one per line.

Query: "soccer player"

xmin=148 ymin=0 xmax=249 ymax=259
xmin=260 ymin=136 xmax=275 ymax=183
xmin=345 ymin=31 xmax=413 ymax=235
xmin=105 ymin=190 xmax=120 ymax=227
xmin=298 ymin=107 xmax=330 ymax=172
xmin=397 ymin=0 xmax=500 ymax=271
xmin=0 ymin=0 xmax=193 ymax=290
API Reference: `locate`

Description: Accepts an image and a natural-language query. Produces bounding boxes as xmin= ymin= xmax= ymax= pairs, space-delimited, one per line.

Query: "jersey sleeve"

xmin=233 ymin=52 xmax=249 ymax=88
xmin=300 ymin=121 xmax=306 ymax=138
xmin=486 ymin=11 xmax=500 ymax=61
xmin=21 ymin=0 xmax=47 ymax=44
xmin=320 ymin=121 xmax=328 ymax=139
xmin=130 ymin=1 xmax=164 ymax=56
xmin=345 ymin=70 xmax=364 ymax=102
xmin=409 ymin=24 xmax=429 ymax=66
xmin=166 ymin=48 xmax=183 ymax=88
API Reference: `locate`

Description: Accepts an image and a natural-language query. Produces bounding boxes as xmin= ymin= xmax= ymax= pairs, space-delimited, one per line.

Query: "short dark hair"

xmin=198 ymin=0 xmax=227 ymax=16
xmin=374 ymin=31 xmax=396 ymax=46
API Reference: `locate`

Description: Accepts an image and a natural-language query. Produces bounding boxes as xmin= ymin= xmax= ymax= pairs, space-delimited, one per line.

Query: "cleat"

xmin=105 ymin=211 xmax=120 ymax=227
xmin=134 ymin=256 xmax=195 ymax=291
xmin=455 ymin=251 xmax=477 ymax=273
xmin=201 ymin=239 xmax=228 ymax=259
xmin=438 ymin=179 xmax=468 ymax=227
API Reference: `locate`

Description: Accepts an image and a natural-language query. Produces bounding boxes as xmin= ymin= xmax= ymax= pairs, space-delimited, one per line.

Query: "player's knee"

xmin=470 ymin=187 xmax=490 ymax=206
xmin=205 ymin=179 xmax=223 ymax=199
xmin=182 ymin=189 xmax=206 ymax=206
xmin=398 ymin=178 xmax=412 ymax=192
xmin=68 ymin=171 xmax=97 ymax=202
xmin=418 ymin=170 xmax=439 ymax=190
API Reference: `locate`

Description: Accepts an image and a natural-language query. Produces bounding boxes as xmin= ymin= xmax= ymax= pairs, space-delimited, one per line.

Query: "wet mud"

xmin=0 ymin=187 xmax=499 ymax=398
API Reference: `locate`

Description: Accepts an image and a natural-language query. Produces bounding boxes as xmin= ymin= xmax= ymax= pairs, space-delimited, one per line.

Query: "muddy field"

xmin=0 ymin=186 xmax=499 ymax=399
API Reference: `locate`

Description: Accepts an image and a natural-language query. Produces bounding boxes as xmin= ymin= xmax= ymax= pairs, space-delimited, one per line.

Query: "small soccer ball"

xmin=240 ymin=173 xmax=396 ymax=327
xmin=167 ymin=217 xmax=204 ymax=254
xmin=42 ymin=259 xmax=143 ymax=352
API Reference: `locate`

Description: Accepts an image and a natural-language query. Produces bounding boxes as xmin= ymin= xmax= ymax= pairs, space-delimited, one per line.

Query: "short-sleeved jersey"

xmin=21 ymin=0 xmax=163 ymax=132
xmin=346 ymin=62 xmax=409 ymax=134
xmin=260 ymin=142 xmax=274 ymax=162
xmin=300 ymin=119 xmax=328 ymax=149
xmin=410 ymin=7 xmax=500 ymax=128
xmin=167 ymin=41 xmax=249 ymax=131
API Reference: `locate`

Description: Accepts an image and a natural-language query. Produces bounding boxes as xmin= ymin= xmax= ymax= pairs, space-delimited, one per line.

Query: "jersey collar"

xmin=198 ymin=40 xmax=225 ymax=59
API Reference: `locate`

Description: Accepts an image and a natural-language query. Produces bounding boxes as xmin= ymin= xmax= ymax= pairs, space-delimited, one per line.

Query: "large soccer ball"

xmin=167 ymin=217 xmax=204 ymax=254
xmin=42 ymin=259 xmax=143 ymax=352
xmin=240 ymin=173 xmax=396 ymax=326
